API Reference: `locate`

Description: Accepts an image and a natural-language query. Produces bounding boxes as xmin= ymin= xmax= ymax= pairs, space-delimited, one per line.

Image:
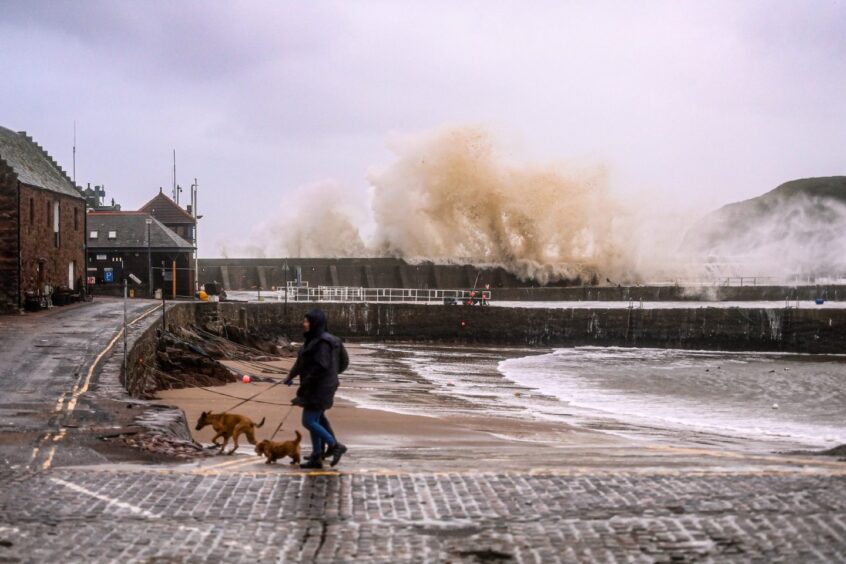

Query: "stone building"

xmin=86 ymin=212 xmax=195 ymax=298
xmin=139 ymin=189 xmax=196 ymax=245
xmin=0 ymin=126 xmax=86 ymax=313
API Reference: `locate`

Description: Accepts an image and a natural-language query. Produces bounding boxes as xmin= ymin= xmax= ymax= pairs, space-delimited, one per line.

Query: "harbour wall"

xmin=198 ymin=258 xmax=845 ymax=301
xmin=187 ymin=302 xmax=846 ymax=353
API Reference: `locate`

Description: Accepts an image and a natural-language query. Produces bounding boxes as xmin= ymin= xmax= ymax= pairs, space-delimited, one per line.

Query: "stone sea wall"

xmin=198 ymin=302 xmax=846 ymax=354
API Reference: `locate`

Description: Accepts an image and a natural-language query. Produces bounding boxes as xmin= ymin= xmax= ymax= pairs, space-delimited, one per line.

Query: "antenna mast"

xmin=72 ymin=121 xmax=76 ymax=185
xmin=172 ymin=149 xmax=177 ymax=201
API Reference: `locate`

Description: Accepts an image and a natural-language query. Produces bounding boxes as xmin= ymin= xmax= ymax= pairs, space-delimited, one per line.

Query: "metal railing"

xmin=281 ymin=284 xmax=491 ymax=304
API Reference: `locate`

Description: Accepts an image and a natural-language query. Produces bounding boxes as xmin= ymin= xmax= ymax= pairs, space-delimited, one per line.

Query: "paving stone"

xmin=0 ymin=468 xmax=844 ymax=562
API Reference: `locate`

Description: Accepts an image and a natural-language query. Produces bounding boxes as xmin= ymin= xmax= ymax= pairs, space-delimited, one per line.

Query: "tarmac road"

xmin=0 ymin=298 xmax=161 ymax=473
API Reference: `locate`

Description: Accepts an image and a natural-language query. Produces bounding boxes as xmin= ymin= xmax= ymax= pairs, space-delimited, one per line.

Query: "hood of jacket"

xmin=304 ymin=308 xmax=328 ymax=343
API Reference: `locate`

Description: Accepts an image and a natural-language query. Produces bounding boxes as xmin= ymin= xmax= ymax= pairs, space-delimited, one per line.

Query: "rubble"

xmin=111 ymin=431 xmax=210 ymax=460
xmin=143 ymin=323 xmax=294 ymax=394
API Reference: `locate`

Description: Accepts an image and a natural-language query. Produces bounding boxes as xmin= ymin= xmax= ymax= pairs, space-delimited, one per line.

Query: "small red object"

xmin=242 ymin=374 xmax=251 ymax=383
xmin=460 ymin=320 xmax=466 ymax=329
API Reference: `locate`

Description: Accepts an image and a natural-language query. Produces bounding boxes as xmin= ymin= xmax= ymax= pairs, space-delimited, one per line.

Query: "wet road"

xmin=0 ymin=298 xmax=160 ymax=472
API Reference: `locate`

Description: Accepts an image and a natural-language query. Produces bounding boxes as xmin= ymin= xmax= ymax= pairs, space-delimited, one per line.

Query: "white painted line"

xmin=49 ymin=476 xmax=254 ymax=553
xmin=50 ymin=477 xmax=160 ymax=519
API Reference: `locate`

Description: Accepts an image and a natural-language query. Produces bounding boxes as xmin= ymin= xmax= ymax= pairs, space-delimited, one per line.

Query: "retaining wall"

xmin=493 ymin=285 xmax=846 ymax=302
xmin=122 ymin=301 xmax=845 ymax=396
xmin=179 ymin=302 xmax=846 ymax=353
xmin=198 ymin=258 xmax=845 ymax=302
xmin=198 ymin=257 xmax=578 ymax=291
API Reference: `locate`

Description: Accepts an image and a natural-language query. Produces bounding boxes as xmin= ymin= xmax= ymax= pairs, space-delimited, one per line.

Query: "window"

xmin=90 ymin=230 xmax=99 ymax=239
xmin=29 ymin=198 xmax=34 ymax=224
xmin=53 ymin=201 xmax=60 ymax=248
xmin=74 ymin=207 xmax=79 ymax=230
xmin=46 ymin=201 xmax=50 ymax=227
xmin=107 ymin=231 xmax=117 ymax=239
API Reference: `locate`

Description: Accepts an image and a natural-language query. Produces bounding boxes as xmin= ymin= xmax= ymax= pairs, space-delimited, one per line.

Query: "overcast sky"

xmin=1 ymin=1 xmax=844 ymax=256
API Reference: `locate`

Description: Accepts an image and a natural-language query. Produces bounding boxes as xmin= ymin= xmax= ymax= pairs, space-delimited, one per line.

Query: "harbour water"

xmin=344 ymin=344 xmax=846 ymax=451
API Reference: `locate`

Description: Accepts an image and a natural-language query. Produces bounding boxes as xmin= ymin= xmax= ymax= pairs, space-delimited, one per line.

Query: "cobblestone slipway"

xmin=1 ymin=466 xmax=844 ymax=562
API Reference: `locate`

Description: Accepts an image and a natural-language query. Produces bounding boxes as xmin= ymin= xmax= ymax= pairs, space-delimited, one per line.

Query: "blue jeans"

xmin=302 ymin=408 xmax=336 ymax=457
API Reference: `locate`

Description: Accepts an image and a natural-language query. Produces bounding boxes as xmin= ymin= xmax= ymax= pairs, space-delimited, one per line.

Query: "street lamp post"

xmin=191 ymin=179 xmax=200 ymax=295
xmin=283 ymin=260 xmax=289 ymax=317
xmin=146 ymin=217 xmax=153 ymax=298
xmin=123 ymin=278 xmax=128 ymax=381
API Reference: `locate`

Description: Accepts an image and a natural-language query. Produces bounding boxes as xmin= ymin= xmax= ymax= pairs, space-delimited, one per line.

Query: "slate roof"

xmin=87 ymin=212 xmax=194 ymax=250
xmin=139 ymin=191 xmax=195 ymax=224
xmin=0 ymin=126 xmax=83 ymax=199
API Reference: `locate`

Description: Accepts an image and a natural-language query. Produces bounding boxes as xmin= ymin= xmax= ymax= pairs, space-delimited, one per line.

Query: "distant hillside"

xmin=682 ymin=176 xmax=846 ymax=276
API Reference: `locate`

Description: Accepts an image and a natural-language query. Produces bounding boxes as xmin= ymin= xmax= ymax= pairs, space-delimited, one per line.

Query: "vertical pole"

xmin=123 ymin=278 xmax=128 ymax=386
xmin=161 ymin=261 xmax=167 ymax=331
xmin=172 ymin=260 xmax=176 ymax=299
xmin=172 ymin=149 xmax=176 ymax=200
xmin=72 ymin=121 xmax=76 ymax=185
xmin=284 ymin=262 xmax=290 ymax=336
xmin=193 ymin=179 xmax=199 ymax=294
xmin=146 ymin=221 xmax=153 ymax=298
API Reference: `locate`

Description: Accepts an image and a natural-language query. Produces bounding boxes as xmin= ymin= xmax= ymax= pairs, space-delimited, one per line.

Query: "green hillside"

xmin=682 ymin=176 xmax=846 ymax=273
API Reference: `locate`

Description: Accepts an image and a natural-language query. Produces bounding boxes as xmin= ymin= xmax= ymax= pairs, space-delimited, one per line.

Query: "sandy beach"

xmin=157 ymin=352 xmax=622 ymax=470
xmin=155 ymin=345 xmax=845 ymax=474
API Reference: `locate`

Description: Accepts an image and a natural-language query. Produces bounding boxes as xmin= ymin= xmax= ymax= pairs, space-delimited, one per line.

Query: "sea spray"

xmin=233 ymin=126 xmax=843 ymax=284
xmin=243 ymin=125 xmax=642 ymax=283
xmin=368 ymin=126 xmax=625 ymax=283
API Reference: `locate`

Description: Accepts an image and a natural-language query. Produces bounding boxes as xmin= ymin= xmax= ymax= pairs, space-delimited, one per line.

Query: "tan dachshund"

xmin=195 ymin=411 xmax=265 ymax=455
xmin=255 ymin=431 xmax=302 ymax=465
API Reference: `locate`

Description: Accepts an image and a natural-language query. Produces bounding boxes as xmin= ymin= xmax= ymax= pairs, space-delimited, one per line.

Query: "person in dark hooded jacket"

xmin=285 ymin=308 xmax=348 ymax=468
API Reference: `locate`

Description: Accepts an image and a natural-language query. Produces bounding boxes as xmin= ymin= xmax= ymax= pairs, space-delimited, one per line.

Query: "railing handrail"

xmin=277 ymin=285 xmax=492 ymax=303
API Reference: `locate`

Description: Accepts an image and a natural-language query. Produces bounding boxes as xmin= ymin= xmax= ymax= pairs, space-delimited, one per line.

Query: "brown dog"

xmin=255 ymin=431 xmax=302 ymax=465
xmin=195 ymin=411 xmax=266 ymax=455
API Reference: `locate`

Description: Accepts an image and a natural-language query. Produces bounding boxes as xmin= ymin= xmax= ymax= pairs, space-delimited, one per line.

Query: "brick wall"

xmin=0 ymin=161 xmax=19 ymax=313
xmin=18 ymin=184 xmax=86 ymax=301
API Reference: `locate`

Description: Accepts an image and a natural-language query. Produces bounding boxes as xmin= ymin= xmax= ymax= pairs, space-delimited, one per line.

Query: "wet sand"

xmin=159 ymin=355 xmax=618 ymax=450
xmin=155 ymin=351 xmax=844 ymax=474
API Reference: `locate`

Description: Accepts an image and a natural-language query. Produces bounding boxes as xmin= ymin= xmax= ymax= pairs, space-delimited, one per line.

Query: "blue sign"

xmin=103 ymin=270 xmax=114 ymax=282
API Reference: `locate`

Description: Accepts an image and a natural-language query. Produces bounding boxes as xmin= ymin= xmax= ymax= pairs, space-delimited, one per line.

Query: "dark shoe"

xmin=299 ymin=457 xmax=323 ymax=470
xmin=328 ymin=443 xmax=347 ymax=467
xmin=322 ymin=444 xmax=332 ymax=460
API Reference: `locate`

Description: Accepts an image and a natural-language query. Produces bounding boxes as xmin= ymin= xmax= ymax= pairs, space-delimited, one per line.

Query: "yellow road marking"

xmin=648 ymin=444 xmax=846 ymax=469
xmin=66 ymin=304 xmax=162 ymax=413
xmin=190 ymin=457 xmax=264 ymax=474
xmin=95 ymin=463 xmax=846 ymax=479
xmin=32 ymin=304 xmax=162 ymax=471
xmin=199 ymin=456 xmax=259 ymax=471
